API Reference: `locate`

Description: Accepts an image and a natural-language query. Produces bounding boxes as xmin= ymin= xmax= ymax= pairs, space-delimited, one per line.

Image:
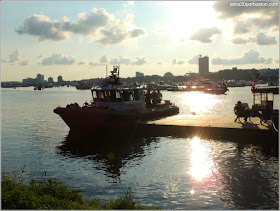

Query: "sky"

xmin=1 ymin=0 xmax=279 ymax=81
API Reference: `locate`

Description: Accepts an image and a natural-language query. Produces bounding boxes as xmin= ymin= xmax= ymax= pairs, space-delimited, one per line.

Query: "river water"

xmin=1 ymin=86 xmax=279 ymax=209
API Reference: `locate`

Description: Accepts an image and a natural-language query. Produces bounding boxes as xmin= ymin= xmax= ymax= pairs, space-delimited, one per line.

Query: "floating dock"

xmin=137 ymin=114 xmax=278 ymax=141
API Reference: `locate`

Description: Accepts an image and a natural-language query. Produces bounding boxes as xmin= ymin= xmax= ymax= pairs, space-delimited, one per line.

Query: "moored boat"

xmin=54 ymin=66 xmax=179 ymax=132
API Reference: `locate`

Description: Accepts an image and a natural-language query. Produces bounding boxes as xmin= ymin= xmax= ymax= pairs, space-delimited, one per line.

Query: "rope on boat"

xmin=272 ymin=122 xmax=279 ymax=133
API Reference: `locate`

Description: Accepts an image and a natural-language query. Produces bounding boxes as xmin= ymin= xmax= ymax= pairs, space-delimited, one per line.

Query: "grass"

xmin=1 ymin=171 xmax=159 ymax=210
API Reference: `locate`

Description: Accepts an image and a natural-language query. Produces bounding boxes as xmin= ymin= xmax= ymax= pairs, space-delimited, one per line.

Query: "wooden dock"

xmin=137 ymin=114 xmax=278 ymax=141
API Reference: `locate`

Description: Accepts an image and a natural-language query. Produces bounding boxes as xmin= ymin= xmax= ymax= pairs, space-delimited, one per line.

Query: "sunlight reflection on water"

xmin=188 ymin=137 xmax=215 ymax=181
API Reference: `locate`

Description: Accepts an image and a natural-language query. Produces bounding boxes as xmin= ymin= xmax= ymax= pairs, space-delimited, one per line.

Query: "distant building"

xmin=48 ymin=77 xmax=54 ymax=83
xmin=36 ymin=74 xmax=44 ymax=83
xmin=22 ymin=77 xmax=36 ymax=85
xmin=199 ymin=55 xmax=209 ymax=75
xmin=163 ymin=72 xmax=174 ymax=77
xmin=58 ymin=75 xmax=63 ymax=84
xmin=136 ymin=72 xmax=144 ymax=77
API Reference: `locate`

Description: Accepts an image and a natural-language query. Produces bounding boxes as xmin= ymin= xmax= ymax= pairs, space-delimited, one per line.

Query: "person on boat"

xmin=261 ymin=103 xmax=272 ymax=124
xmin=145 ymin=90 xmax=151 ymax=108
xmin=151 ymin=89 xmax=158 ymax=107
xmin=234 ymin=101 xmax=249 ymax=122
xmin=157 ymin=90 xmax=162 ymax=104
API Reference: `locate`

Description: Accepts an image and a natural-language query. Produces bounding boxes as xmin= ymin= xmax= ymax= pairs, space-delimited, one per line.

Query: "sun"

xmin=166 ymin=1 xmax=220 ymax=45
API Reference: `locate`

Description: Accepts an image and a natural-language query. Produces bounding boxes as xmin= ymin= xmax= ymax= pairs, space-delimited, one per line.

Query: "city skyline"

xmin=1 ymin=1 xmax=279 ymax=81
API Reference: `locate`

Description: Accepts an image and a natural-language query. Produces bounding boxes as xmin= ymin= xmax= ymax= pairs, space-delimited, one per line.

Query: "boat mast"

xmin=106 ymin=65 xmax=108 ymax=77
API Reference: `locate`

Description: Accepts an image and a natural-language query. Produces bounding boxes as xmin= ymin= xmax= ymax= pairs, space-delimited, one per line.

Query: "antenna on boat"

xmin=106 ymin=65 xmax=108 ymax=77
xmin=118 ymin=64 xmax=120 ymax=77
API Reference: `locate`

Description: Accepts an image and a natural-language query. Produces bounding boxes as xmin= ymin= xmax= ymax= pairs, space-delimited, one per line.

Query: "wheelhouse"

xmin=252 ymin=86 xmax=279 ymax=112
xmin=91 ymin=87 xmax=145 ymax=111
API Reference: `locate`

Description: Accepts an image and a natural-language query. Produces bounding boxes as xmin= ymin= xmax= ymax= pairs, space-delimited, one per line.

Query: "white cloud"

xmin=16 ymin=8 xmax=146 ymax=45
xmin=9 ymin=49 xmax=22 ymax=63
xmin=16 ymin=14 xmax=71 ymax=41
xmin=188 ymin=54 xmax=200 ymax=64
xmin=41 ymin=53 xmax=76 ymax=65
xmin=189 ymin=27 xmax=221 ymax=43
xmin=89 ymin=56 xmax=148 ymax=66
xmin=172 ymin=59 xmax=185 ymax=65
xmin=212 ymin=49 xmax=273 ymax=65
xmin=19 ymin=60 xmax=32 ymax=66
xmin=232 ymin=32 xmax=277 ymax=45
xmin=213 ymin=1 xmax=279 ymax=33
xmin=2 ymin=49 xmax=32 ymax=66
xmin=78 ymin=60 xmax=89 ymax=65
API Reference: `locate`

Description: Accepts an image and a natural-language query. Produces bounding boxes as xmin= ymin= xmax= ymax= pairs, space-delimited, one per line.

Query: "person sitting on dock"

xmin=145 ymin=90 xmax=151 ymax=108
xmin=234 ymin=101 xmax=249 ymax=122
xmin=151 ymin=89 xmax=158 ymax=107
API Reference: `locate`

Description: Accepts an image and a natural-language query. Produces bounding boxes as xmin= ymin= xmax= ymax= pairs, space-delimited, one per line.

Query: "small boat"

xmin=204 ymin=83 xmax=228 ymax=94
xmin=54 ymin=66 xmax=179 ymax=133
xmin=34 ymin=83 xmax=45 ymax=90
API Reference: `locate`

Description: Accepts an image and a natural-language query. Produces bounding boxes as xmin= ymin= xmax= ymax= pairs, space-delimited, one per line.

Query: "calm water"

xmin=1 ymin=86 xmax=279 ymax=209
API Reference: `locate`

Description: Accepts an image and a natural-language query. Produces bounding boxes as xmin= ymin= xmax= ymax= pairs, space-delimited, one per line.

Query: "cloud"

xmin=2 ymin=49 xmax=33 ymax=66
xmin=41 ymin=53 xmax=76 ymax=65
xmin=78 ymin=60 xmax=88 ymax=65
xmin=232 ymin=32 xmax=277 ymax=45
xmin=16 ymin=14 xmax=71 ymax=41
xmin=99 ymin=55 xmax=108 ymax=63
xmin=188 ymin=54 xmax=200 ymax=64
xmin=172 ymin=59 xmax=185 ymax=65
xmin=16 ymin=8 xmax=146 ymax=45
xmin=9 ymin=49 xmax=22 ymax=63
xmin=189 ymin=27 xmax=221 ymax=43
xmin=88 ymin=56 xmax=148 ymax=66
xmin=232 ymin=37 xmax=248 ymax=44
xmin=213 ymin=1 xmax=278 ymax=19
xmin=212 ymin=49 xmax=272 ymax=65
xmin=19 ymin=60 xmax=32 ymax=66
xmin=254 ymin=32 xmax=277 ymax=45
xmin=213 ymin=1 xmax=279 ymax=33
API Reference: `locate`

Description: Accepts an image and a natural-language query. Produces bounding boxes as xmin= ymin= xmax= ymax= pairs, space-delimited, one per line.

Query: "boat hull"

xmin=54 ymin=105 xmax=179 ymax=132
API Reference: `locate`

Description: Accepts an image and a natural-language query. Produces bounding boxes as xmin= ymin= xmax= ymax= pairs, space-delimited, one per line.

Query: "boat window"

xmin=96 ymin=91 xmax=104 ymax=101
xmin=115 ymin=91 xmax=123 ymax=102
xmin=133 ymin=89 xmax=140 ymax=100
xmin=122 ymin=90 xmax=133 ymax=101
xmin=92 ymin=90 xmax=97 ymax=99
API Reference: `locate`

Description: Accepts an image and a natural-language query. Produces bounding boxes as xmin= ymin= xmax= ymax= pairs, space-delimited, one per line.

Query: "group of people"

xmin=145 ymin=89 xmax=162 ymax=108
xmin=234 ymin=100 xmax=272 ymax=124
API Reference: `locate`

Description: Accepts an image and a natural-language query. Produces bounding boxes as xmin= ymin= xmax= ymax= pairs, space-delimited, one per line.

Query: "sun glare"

xmin=166 ymin=1 xmax=218 ymax=44
xmin=188 ymin=137 xmax=214 ymax=181
xmin=179 ymin=92 xmax=220 ymax=114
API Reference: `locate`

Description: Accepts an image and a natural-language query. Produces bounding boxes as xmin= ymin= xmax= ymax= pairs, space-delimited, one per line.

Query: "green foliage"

xmin=102 ymin=187 xmax=144 ymax=210
xmin=1 ymin=172 xmax=158 ymax=210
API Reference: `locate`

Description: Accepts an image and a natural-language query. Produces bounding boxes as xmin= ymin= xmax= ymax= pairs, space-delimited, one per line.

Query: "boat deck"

xmin=137 ymin=114 xmax=278 ymax=141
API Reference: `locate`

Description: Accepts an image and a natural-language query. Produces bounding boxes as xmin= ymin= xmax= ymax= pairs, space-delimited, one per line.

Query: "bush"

xmin=1 ymin=172 xmax=158 ymax=210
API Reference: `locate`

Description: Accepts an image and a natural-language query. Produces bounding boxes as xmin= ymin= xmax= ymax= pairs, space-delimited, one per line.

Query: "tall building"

xmin=136 ymin=72 xmax=144 ymax=77
xmin=36 ymin=74 xmax=44 ymax=83
xmin=48 ymin=77 xmax=54 ymax=83
xmin=199 ymin=55 xmax=209 ymax=75
xmin=58 ymin=75 xmax=63 ymax=84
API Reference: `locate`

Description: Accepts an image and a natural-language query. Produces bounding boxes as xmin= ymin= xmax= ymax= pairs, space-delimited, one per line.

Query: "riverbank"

xmin=1 ymin=172 xmax=158 ymax=210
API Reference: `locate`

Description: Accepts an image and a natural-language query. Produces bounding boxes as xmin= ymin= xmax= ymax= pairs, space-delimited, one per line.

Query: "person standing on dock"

xmin=145 ymin=90 xmax=151 ymax=108
xmin=151 ymin=89 xmax=158 ymax=107
xmin=157 ymin=90 xmax=162 ymax=104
